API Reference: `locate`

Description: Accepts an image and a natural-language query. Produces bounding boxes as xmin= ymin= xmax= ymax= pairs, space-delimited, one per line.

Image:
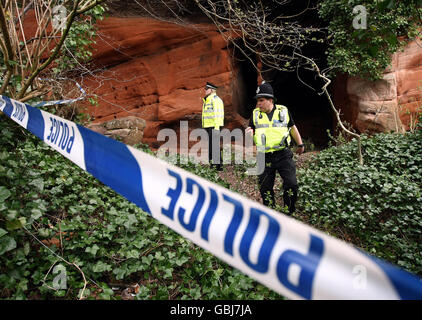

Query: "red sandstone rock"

xmin=333 ymin=39 xmax=422 ymax=134
xmin=77 ymin=17 xmax=245 ymax=145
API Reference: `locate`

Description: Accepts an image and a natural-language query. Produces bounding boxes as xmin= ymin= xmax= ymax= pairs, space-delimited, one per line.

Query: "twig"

xmin=42 ymin=259 xmax=61 ymax=291
xmin=23 ymin=226 xmax=94 ymax=300
xmin=294 ymin=52 xmax=364 ymax=164
xmin=72 ymin=262 xmax=87 ymax=300
xmin=59 ymin=220 xmax=64 ymax=256
xmin=141 ymin=242 xmax=164 ymax=257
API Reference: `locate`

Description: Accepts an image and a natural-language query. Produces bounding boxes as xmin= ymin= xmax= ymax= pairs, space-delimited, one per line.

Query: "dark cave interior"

xmin=233 ymin=0 xmax=334 ymax=148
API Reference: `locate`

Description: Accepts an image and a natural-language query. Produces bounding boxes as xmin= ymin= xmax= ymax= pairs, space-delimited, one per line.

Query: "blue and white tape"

xmin=1 ymin=95 xmax=422 ymax=300
xmin=33 ymin=80 xmax=86 ymax=107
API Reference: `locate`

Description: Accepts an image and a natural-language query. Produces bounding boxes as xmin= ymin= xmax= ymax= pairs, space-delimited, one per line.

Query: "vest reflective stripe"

xmin=255 ymin=124 xmax=269 ymax=129
xmin=203 ymin=115 xmax=224 ymax=119
xmin=202 ymin=93 xmax=224 ymax=128
xmin=272 ymin=122 xmax=284 ymax=127
xmin=253 ymin=105 xmax=291 ymax=153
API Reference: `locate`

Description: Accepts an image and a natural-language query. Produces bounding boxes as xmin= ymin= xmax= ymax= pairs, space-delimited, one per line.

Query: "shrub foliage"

xmin=297 ymin=128 xmax=422 ymax=275
xmin=1 ymin=113 xmax=421 ymax=299
xmin=0 ymin=116 xmax=281 ymax=300
xmin=318 ymin=0 xmax=422 ymax=80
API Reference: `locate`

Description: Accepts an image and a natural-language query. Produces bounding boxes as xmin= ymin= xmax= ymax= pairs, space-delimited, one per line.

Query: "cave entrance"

xmin=234 ymin=47 xmax=333 ymax=148
xmin=231 ymin=41 xmax=258 ymax=120
xmin=261 ymin=64 xmax=333 ymax=148
xmin=231 ymin=3 xmax=333 ymax=149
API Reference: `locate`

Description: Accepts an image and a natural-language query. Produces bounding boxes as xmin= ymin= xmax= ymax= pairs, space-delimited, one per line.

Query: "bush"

xmin=0 ymin=117 xmax=281 ymax=300
xmin=318 ymin=0 xmax=421 ymax=80
xmin=296 ymin=129 xmax=422 ymax=275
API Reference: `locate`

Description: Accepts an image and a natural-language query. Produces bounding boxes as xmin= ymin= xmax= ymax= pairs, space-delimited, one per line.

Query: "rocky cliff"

xmin=78 ymin=17 xmax=247 ymax=147
xmin=333 ymin=39 xmax=422 ymax=134
xmin=78 ymin=16 xmax=421 ymax=147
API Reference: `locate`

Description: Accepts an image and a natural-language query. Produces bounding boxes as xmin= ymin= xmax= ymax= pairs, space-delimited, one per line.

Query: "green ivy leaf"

xmin=6 ymin=219 xmax=24 ymax=231
xmin=30 ymin=209 xmax=43 ymax=221
xmin=0 ymin=186 xmax=11 ymax=202
xmin=123 ymin=214 xmax=137 ymax=229
xmin=125 ymin=249 xmax=140 ymax=259
xmin=0 ymin=235 xmax=17 ymax=255
xmin=29 ymin=178 xmax=44 ymax=191
xmin=85 ymin=244 xmax=100 ymax=257
xmin=377 ymin=0 xmax=394 ymax=10
xmin=0 ymin=228 xmax=8 ymax=238
xmin=92 ymin=261 xmax=112 ymax=273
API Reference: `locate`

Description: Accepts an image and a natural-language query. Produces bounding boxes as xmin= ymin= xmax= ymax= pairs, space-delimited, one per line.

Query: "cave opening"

xmin=261 ymin=56 xmax=333 ymax=148
xmin=231 ymin=41 xmax=258 ymax=120
xmin=234 ymin=48 xmax=333 ymax=148
xmin=232 ymin=1 xmax=334 ymax=148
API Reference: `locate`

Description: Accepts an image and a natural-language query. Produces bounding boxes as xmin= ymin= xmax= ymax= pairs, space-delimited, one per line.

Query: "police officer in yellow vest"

xmin=246 ymin=82 xmax=304 ymax=214
xmin=202 ymin=82 xmax=224 ymax=171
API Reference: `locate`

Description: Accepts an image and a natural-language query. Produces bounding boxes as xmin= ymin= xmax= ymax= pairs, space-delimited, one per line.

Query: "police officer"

xmin=246 ymin=82 xmax=304 ymax=214
xmin=202 ymin=82 xmax=224 ymax=171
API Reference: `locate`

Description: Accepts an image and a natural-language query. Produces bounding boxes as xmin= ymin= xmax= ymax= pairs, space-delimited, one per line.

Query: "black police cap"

xmin=205 ymin=82 xmax=218 ymax=90
xmin=254 ymin=82 xmax=275 ymax=100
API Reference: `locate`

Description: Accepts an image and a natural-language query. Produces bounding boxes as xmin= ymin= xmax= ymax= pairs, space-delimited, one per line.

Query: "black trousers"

xmin=205 ymin=127 xmax=221 ymax=169
xmin=258 ymin=148 xmax=298 ymax=214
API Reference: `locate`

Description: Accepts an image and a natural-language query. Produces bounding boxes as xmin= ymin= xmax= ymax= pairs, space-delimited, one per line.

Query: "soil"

xmin=216 ymin=151 xmax=319 ymax=205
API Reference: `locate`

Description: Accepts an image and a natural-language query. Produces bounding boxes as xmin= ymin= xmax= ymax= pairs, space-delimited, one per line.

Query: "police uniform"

xmin=250 ymin=83 xmax=299 ymax=214
xmin=202 ymin=82 xmax=224 ymax=170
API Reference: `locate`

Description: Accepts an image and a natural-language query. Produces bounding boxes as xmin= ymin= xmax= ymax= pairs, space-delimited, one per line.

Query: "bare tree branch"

xmin=17 ymin=0 xmax=82 ymax=99
xmin=294 ymin=52 xmax=363 ymax=164
xmin=0 ymin=0 xmax=108 ymax=102
xmin=193 ymin=0 xmax=325 ymax=75
xmin=0 ymin=4 xmax=14 ymax=61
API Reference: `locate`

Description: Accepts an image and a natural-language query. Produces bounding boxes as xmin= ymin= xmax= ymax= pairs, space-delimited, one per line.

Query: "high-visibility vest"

xmin=252 ymin=104 xmax=291 ymax=153
xmin=202 ymin=93 xmax=224 ymax=129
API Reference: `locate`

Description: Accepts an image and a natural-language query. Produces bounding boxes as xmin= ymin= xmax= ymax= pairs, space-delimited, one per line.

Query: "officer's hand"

xmin=245 ymin=127 xmax=253 ymax=135
xmin=296 ymin=145 xmax=305 ymax=155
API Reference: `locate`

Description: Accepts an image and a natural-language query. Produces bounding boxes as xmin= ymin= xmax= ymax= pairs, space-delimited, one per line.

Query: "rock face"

xmin=396 ymin=40 xmax=422 ymax=131
xmin=20 ymin=12 xmax=422 ymax=146
xmin=333 ymin=40 xmax=422 ymax=134
xmin=80 ymin=17 xmax=421 ymax=146
xmin=79 ymin=17 xmax=247 ymax=147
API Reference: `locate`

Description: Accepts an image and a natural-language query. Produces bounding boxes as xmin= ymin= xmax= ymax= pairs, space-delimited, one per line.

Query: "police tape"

xmin=33 ymin=79 xmax=86 ymax=107
xmin=1 ymin=94 xmax=422 ymax=300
